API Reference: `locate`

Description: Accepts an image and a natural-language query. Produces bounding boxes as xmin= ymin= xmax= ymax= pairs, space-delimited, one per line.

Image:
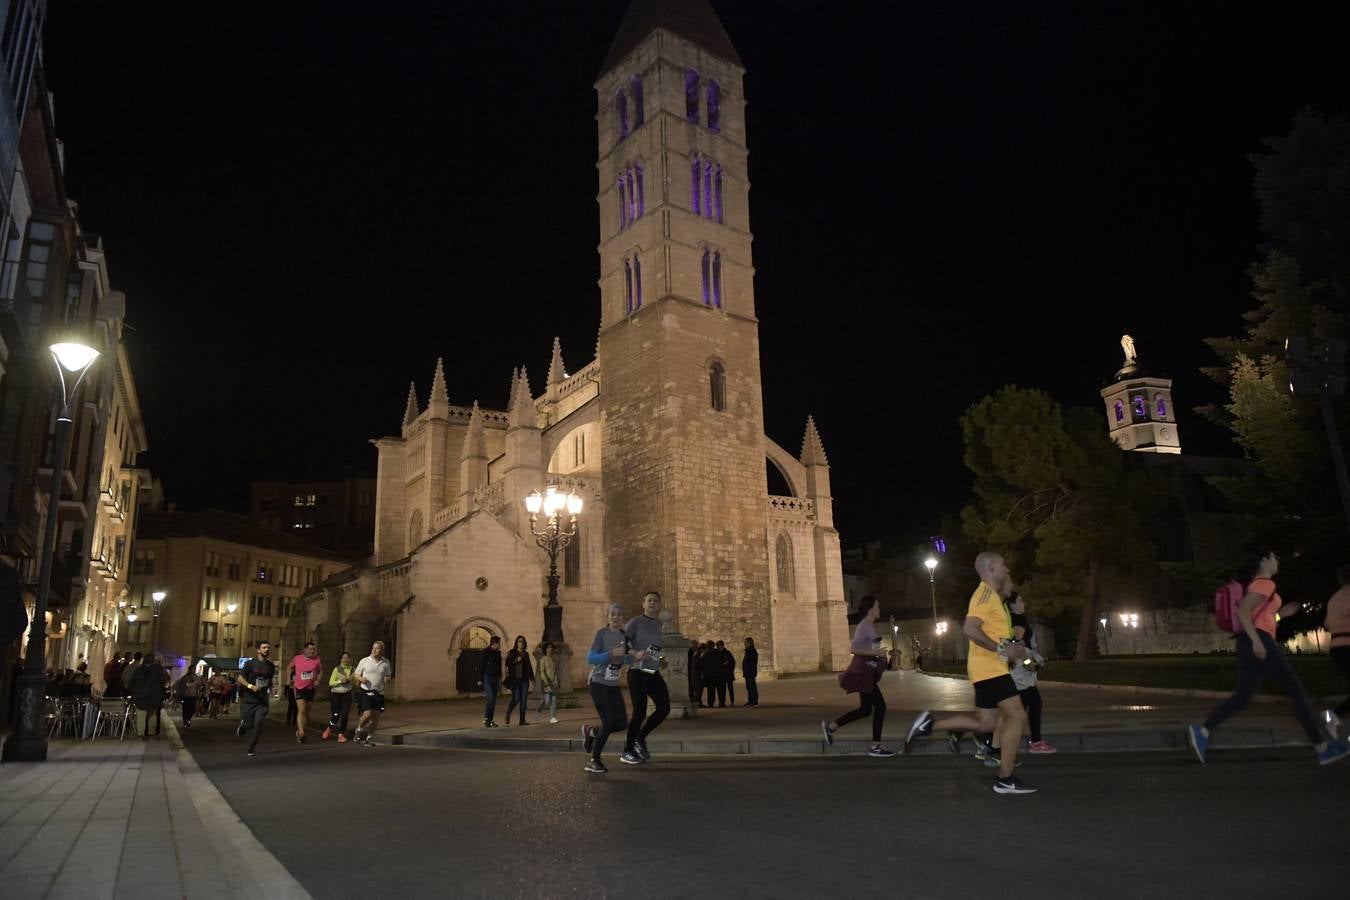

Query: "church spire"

xmin=461 ymin=401 xmax=487 ymax=461
xmin=600 ymin=0 xmax=742 ymax=75
xmin=402 ymin=382 xmax=419 ymax=427
xmin=800 ymin=415 xmax=829 ymax=467
xmin=509 ymin=367 xmax=536 ymax=428
xmin=547 ymin=336 xmax=567 ymax=386
xmin=428 ymin=357 xmax=449 ymax=417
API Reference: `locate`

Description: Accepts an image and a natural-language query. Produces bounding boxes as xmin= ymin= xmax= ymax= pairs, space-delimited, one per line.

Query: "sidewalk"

xmin=0 ymin=721 xmax=309 ymax=900
xmin=352 ymin=670 xmax=1330 ymax=756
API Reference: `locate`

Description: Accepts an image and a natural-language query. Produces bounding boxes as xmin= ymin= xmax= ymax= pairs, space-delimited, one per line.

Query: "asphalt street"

xmin=181 ymin=716 xmax=1350 ymax=899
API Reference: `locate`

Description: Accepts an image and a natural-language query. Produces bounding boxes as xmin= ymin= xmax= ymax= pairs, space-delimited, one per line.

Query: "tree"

xmin=959 ymin=387 xmax=1160 ymax=660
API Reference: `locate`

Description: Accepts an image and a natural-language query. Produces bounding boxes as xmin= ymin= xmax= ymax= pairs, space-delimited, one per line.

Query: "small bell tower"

xmin=1100 ymin=334 xmax=1181 ymax=454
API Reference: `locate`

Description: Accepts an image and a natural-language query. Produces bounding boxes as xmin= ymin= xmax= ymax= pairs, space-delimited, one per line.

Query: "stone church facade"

xmin=300 ymin=0 xmax=850 ymax=700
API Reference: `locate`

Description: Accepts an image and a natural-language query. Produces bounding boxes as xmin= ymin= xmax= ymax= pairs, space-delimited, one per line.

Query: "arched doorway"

xmin=454 ymin=624 xmax=498 ymax=694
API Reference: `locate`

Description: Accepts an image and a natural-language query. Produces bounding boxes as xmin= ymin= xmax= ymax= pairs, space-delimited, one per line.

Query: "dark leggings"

xmin=1019 ymin=686 xmax=1042 ymax=742
xmin=1332 ymin=646 xmax=1350 ymax=717
xmin=588 ymin=682 xmax=628 ymax=762
xmin=180 ymin=697 xmax=197 ymax=727
xmin=625 ymin=670 xmax=670 ymax=752
xmin=1204 ymin=632 xmax=1324 ymax=743
xmin=835 ymin=684 xmax=886 ymax=743
xmin=328 ymin=692 xmax=352 ymax=733
xmin=240 ymin=702 xmax=268 ymax=751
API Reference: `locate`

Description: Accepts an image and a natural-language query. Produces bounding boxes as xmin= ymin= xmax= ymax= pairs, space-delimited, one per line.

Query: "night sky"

xmin=41 ymin=1 xmax=1350 ymax=548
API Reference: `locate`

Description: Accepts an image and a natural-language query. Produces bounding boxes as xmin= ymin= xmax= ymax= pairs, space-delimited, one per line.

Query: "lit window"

xmin=712 ymin=252 xmax=723 ymax=308
xmin=685 ymin=69 xmax=700 ymax=123
xmin=1155 ymin=393 xmax=1167 ymax=417
xmin=624 ymin=258 xmax=633 ymax=314
xmin=1132 ymin=395 xmax=1146 ymax=418
xmin=618 ymin=176 xmax=628 ymax=229
xmin=632 ymin=254 xmax=642 ymax=310
xmin=701 ymin=248 xmax=711 ymax=305
xmin=1114 ymin=401 xmax=1124 ymax=423
xmin=706 ymin=80 xmax=721 ymax=132
xmin=703 ymin=160 xmax=713 ymax=216
xmin=615 ymin=90 xmax=629 ymax=139
xmin=715 ymin=167 xmax=724 ymax=223
xmin=691 ymin=157 xmax=701 ymax=214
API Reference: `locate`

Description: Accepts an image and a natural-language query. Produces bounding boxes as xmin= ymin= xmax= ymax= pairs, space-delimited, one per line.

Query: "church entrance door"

xmin=455 ymin=625 xmax=497 ymax=694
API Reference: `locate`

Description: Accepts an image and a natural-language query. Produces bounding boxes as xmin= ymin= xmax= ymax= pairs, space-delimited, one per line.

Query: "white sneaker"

xmin=549 ymin=716 xmax=559 ymax=724
xmin=1324 ymin=709 xmax=1342 ymax=741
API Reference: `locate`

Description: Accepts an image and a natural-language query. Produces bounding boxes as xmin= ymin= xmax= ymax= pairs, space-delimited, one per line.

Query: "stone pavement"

xmin=328 ymin=670 xmax=1334 ymax=756
xmin=0 ymin=720 xmax=309 ymax=900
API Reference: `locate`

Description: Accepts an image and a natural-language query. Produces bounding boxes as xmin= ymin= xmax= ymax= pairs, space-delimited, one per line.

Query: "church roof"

xmin=600 ymin=0 xmax=742 ymax=76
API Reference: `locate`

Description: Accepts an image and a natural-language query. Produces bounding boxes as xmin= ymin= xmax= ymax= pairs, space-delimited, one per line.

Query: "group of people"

xmin=687 ymin=637 xmax=758 ymax=708
xmin=475 ymin=636 xmax=562 ymax=726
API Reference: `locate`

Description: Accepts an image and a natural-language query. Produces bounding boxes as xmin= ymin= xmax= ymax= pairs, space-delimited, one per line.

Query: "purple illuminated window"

xmin=712 ymin=251 xmax=723 ymax=308
xmin=624 ymin=259 xmax=633 ymax=313
xmin=627 ymin=171 xmax=638 ymax=224
xmin=701 ymin=248 xmax=711 ymax=305
xmin=685 ymin=69 xmax=700 ymax=123
xmin=707 ymin=80 xmax=721 ymax=133
xmin=1132 ymin=395 xmax=1146 ymax=418
xmin=715 ymin=167 xmax=724 ymax=223
xmin=1155 ymin=393 xmax=1167 ymax=417
xmin=616 ymin=91 xmax=628 ymax=140
xmin=635 ymin=164 xmax=644 ymax=218
xmin=691 ymin=158 xmax=701 ymax=214
xmin=703 ymin=160 xmax=713 ymax=218
xmin=1113 ymin=401 xmax=1124 ymax=423
xmin=633 ymin=255 xmax=642 ymax=309
xmin=631 ymin=75 xmax=644 ymax=128
xmin=618 ymin=177 xmax=628 ymax=230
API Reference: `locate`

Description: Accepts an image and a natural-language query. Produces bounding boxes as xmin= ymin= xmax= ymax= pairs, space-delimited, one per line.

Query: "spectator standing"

xmin=102 ymin=654 xmax=124 ymax=698
xmin=504 ymin=636 xmax=535 ymax=726
xmin=689 ymin=640 xmax=705 ymax=707
xmin=537 ymin=642 xmax=560 ymax=724
xmin=742 ymin=637 xmax=759 ymax=707
xmin=120 ymin=651 xmax=143 ymax=692
xmin=718 ymin=640 xmax=736 ymax=706
xmin=129 ymin=653 xmax=167 ymax=739
xmin=701 ymin=642 xmax=724 ymax=708
xmin=479 ymin=635 xmax=503 ymax=727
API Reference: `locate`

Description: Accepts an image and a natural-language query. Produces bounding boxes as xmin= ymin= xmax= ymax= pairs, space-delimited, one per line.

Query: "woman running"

xmin=821 ymin=595 xmax=896 ymax=757
xmin=581 ymin=603 xmax=633 ymax=773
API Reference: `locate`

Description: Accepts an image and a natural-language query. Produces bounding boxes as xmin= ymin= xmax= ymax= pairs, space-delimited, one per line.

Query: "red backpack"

xmin=1213 ymin=580 xmax=1246 ymax=633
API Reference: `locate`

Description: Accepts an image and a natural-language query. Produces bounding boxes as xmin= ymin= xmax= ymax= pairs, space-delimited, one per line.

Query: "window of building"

xmin=222 ymin=623 xmax=238 ymax=647
xmin=114 ymin=536 xmax=126 ymax=572
xmin=685 ymin=69 xmax=700 ymax=123
xmin=574 ymin=431 xmax=585 ymax=467
xmin=1132 ymin=395 xmax=1146 ymax=418
xmin=703 ymin=160 xmax=713 ymax=217
xmin=563 ymin=527 xmax=582 ymax=587
xmin=712 ymin=251 xmax=723 ymax=308
xmin=1113 ymin=401 xmax=1124 ymax=423
xmin=710 ymin=362 xmax=727 ymax=412
xmin=632 ymin=253 xmax=642 ymax=310
xmin=691 ymin=157 xmax=702 ymax=214
xmin=631 ymin=74 xmax=644 ymax=127
xmin=201 ymin=586 xmax=220 ymax=611
xmin=124 ymin=621 xmax=147 ymax=644
xmin=409 ymin=509 xmax=424 ymax=547
xmin=632 ymin=164 xmax=643 ymax=220
xmin=133 ymin=548 xmax=156 ymax=576
xmin=200 ymin=621 xmax=218 ymax=645
xmin=23 ymin=220 xmax=56 ymax=305
xmin=256 ymin=562 xmax=273 ymax=583
xmin=1155 ymin=393 xmax=1168 ymax=417
xmin=706 ymin=79 xmax=721 ymax=132
xmin=701 ymin=248 xmax=711 ymax=305
xmin=775 ymin=533 xmax=794 ymax=592
xmin=615 ymin=90 xmax=629 ymax=140
xmin=228 ymin=557 xmax=242 ymax=580
xmin=204 ymin=551 xmax=220 ymax=577
xmin=715 ymin=167 xmax=724 ymax=223
xmin=618 ymin=176 xmax=627 ymax=230
xmin=250 ymin=594 xmax=273 ymax=617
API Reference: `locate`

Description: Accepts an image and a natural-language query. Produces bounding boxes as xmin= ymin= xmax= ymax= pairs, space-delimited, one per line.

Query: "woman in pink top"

xmin=1188 ymin=551 xmax=1349 ymax=766
xmin=287 ymin=642 xmax=323 ymax=742
xmin=1324 ymin=564 xmax=1350 ymax=734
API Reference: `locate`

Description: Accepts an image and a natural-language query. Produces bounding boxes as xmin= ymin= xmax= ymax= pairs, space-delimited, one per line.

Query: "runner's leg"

xmin=1203 ymin=633 xmax=1264 ymax=734
xmin=995 ymin=694 xmax=1027 ymax=779
xmin=1020 ymin=687 xmax=1043 ymax=743
xmin=1259 ymin=635 xmax=1328 ymax=743
xmin=639 ymin=675 xmax=670 ymax=743
xmin=625 ymin=670 xmax=651 ymax=753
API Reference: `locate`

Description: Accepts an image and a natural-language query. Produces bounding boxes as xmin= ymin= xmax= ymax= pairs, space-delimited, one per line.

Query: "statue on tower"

xmin=1120 ymin=333 xmax=1138 ymax=368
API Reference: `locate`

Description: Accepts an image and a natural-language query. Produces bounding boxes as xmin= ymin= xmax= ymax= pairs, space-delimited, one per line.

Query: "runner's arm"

xmin=962 ymin=616 xmax=999 ymax=652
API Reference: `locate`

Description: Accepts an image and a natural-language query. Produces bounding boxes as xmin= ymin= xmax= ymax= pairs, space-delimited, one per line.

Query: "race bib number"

xmin=300 ymin=670 xmax=315 ymax=681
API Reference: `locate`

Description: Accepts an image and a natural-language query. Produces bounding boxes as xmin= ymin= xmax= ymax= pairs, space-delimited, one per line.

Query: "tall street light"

xmin=151 ymin=591 xmax=167 ymax=658
xmin=3 ymin=339 xmax=100 ymax=763
xmin=525 ymin=485 xmax=582 ymax=644
xmin=924 ymin=555 xmax=939 ymax=631
xmin=1099 ymin=617 xmax=1110 ymax=655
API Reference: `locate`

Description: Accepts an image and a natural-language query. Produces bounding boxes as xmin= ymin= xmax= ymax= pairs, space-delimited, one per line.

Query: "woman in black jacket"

xmin=128 ymin=653 xmax=167 ymax=739
xmin=503 ymin=635 xmax=535 ymax=726
xmin=478 ymin=636 xmax=502 ymax=727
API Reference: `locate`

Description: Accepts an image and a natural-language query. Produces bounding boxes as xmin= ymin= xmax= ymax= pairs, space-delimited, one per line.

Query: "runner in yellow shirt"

xmin=904 ymin=551 xmax=1036 ymax=794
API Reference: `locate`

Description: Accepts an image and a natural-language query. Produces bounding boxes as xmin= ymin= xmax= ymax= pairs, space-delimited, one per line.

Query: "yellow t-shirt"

xmin=966 ymin=581 xmax=1012 ymax=684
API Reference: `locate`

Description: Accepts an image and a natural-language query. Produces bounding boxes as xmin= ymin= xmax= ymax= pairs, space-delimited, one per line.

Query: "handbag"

xmin=837 ymin=656 xmax=874 ymax=694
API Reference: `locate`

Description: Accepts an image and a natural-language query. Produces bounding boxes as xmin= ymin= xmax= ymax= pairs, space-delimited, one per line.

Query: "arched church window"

xmin=712 ymin=251 xmax=723 ymax=309
xmin=775 ymin=533 xmax=794 ymax=593
xmin=409 ymin=510 xmax=423 ymax=548
xmin=691 ymin=156 xmax=702 ymax=214
xmin=632 ymin=254 xmax=642 ymax=309
xmin=617 ymin=176 xmax=628 ymax=230
xmin=616 ymin=90 xmax=629 ymax=140
xmin=1113 ymin=401 xmax=1124 ymax=423
xmin=715 ymin=167 xmax=724 ymax=223
xmin=703 ymin=159 xmax=713 ymax=216
xmin=710 ymin=361 xmax=726 ymax=411
xmin=564 ymin=525 xmax=582 ymax=587
xmin=701 ymin=248 xmax=711 ymax=305
xmin=1155 ymin=393 xmax=1167 ymax=418
xmin=634 ymin=164 xmax=644 ymax=218
xmin=631 ymin=75 xmax=644 ymax=128
xmin=685 ymin=69 xmax=700 ymax=123
xmin=706 ymin=79 xmax=721 ymax=133
xmin=624 ymin=258 xmax=634 ymax=314
xmin=1132 ymin=395 xmax=1146 ymax=419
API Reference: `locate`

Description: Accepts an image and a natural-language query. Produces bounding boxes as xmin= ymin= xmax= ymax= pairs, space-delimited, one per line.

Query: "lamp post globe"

xmin=2 ymin=338 xmax=99 ymax=762
xmin=525 ymin=486 xmax=581 ymax=645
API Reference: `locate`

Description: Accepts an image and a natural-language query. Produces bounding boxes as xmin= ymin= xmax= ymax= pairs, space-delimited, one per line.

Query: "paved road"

xmin=182 ymin=717 xmax=1349 ymax=899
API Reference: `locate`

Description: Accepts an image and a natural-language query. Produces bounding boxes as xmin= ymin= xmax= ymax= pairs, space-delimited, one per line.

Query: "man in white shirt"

xmin=353 ymin=641 xmax=393 ymax=746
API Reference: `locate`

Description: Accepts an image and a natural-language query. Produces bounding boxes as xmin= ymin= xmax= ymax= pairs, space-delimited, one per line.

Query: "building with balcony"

xmin=249 ymin=476 xmax=375 ymax=561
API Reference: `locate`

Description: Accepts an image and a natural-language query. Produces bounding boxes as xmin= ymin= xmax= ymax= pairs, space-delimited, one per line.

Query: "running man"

xmin=353 ymin=641 xmax=393 ymax=746
xmin=621 ymin=591 xmax=670 ymax=765
xmin=287 ymin=641 xmax=323 ymax=742
xmin=905 ymin=552 xmax=1036 ymax=795
xmin=236 ymin=640 xmax=277 ymax=757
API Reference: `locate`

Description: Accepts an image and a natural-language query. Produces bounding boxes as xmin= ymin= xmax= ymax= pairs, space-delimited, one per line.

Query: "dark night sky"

xmin=40 ymin=1 xmax=1350 ymax=548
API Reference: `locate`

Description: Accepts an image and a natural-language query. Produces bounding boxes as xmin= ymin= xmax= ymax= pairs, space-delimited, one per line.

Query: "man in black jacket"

xmin=742 ymin=637 xmax=759 ymax=706
xmin=477 ymin=635 xmax=502 ymax=727
xmin=718 ymin=640 xmax=736 ymax=706
xmin=701 ymin=642 xmax=724 ymax=707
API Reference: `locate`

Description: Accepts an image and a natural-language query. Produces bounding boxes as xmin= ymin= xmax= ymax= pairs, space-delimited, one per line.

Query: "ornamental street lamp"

xmin=525 ymin=485 xmax=582 ymax=644
xmin=924 ymin=555 xmax=939 ymax=631
xmin=3 ymin=339 xmax=100 ymax=763
xmin=1099 ymin=617 xmax=1110 ymax=655
xmin=1119 ymin=611 xmax=1139 ymax=655
xmin=151 ymin=591 xmax=167 ymax=658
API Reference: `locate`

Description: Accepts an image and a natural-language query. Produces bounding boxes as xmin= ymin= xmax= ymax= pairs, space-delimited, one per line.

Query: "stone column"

xmin=659 ymin=610 xmax=696 ymax=719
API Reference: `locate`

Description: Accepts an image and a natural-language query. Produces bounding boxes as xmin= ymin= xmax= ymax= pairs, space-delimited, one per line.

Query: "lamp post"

xmin=151 ymin=591 xmax=166 ymax=658
xmin=524 ymin=485 xmax=582 ymax=644
xmin=934 ymin=619 xmax=949 ymax=668
xmin=1099 ymin=617 xmax=1110 ymax=655
xmin=4 ymin=340 xmax=100 ymax=762
xmin=1119 ymin=612 xmax=1139 ymax=655
xmin=924 ymin=554 xmax=938 ymax=631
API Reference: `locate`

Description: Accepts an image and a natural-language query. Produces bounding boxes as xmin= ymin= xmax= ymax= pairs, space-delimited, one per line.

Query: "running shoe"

xmin=993 ymin=776 xmax=1038 ymax=795
xmin=549 ymin=716 xmax=559 ymax=724
xmin=485 ymin=721 xmax=499 ymax=728
xmin=1324 ymin=710 xmax=1343 ymax=741
xmin=619 ymin=751 xmax=643 ymax=765
xmin=904 ymin=710 xmax=933 ymax=750
xmin=821 ymin=721 xmax=836 ymax=746
xmin=868 ymin=744 xmax=897 ymax=758
xmin=338 ymin=734 xmax=348 ymax=743
xmin=945 ymin=731 xmax=965 ymax=754
xmin=322 ymin=727 xmax=332 ymax=741
xmin=634 ymin=739 xmax=650 ymax=762
xmin=1186 ymin=724 xmax=1208 ymax=764
xmin=972 ymin=737 xmax=993 ymax=761
xmin=1027 ymin=740 xmax=1057 ymax=754
xmin=296 ymin=730 xmax=305 ymax=743
xmin=363 ymin=737 xmax=375 ymax=747
xmin=246 ymin=749 xmax=257 ymax=758
xmin=584 ymin=760 xmax=608 ymax=774
xmin=582 ymin=725 xmax=595 ymax=755
xmin=354 ymin=729 xmax=365 ymax=743
xmin=1316 ymin=739 xmax=1350 ymax=766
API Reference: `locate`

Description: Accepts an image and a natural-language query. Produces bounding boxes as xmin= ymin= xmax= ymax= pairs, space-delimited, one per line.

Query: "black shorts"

xmin=973 ymin=674 xmax=1019 ymax=709
xmin=295 ymin=687 xmax=316 ymax=702
xmin=357 ymin=691 xmax=385 ymax=712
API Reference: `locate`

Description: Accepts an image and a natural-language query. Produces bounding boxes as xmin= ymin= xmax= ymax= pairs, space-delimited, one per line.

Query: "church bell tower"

xmin=595 ymin=1 xmax=773 ymax=648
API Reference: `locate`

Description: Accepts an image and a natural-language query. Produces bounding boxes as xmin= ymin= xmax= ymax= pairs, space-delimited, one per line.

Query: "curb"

xmin=392 ymin=725 xmax=1310 ymax=757
xmin=165 ymin=719 xmax=313 ymax=899
xmin=919 ymin=670 xmax=1290 ymax=703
